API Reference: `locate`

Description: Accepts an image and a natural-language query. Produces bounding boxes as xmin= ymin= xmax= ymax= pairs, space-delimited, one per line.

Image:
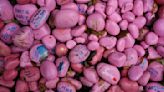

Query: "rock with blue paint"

xmin=0 ymin=22 xmax=20 ymax=44
xmin=61 ymin=78 xmax=82 ymax=90
xmin=148 ymin=62 xmax=164 ymax=81
xmin=57 ymin=81 xmax=76 ymax=92
xmin=69 ymin=45 xmax=90 ymax=63
xmin=30 ymin=44 xmax=48 ymax=63
xmin=91 ymin=80 xmax=111 ymax=92
xmin=138 ymin=58 xmax=148 ymax=71
xmin=146 ymin=82 xmax=164 ymax=92
xmin=14 ymin=4 xmax=38 ymax=25
xmin=30 ymin=7 xmax=50 ymax=29
xmin=56 ymin=56 xmax=70 ymax=77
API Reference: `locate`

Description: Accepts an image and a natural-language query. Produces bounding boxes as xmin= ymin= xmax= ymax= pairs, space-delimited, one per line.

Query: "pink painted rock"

xmin=122 ymin=12 xmax=135 ymax=22
xmin=108 ymin=12 xmax=122 ymax=23
xmin=71 ymin=25 xmax=86 ymax=37
xmin=14 ymin=4 xmax=37 ymax=25
xmin=28 ymin=81 xmax=38 ymax=91
xmin=145 ymin=32 xmax=158 ymax=45
xmin=61 ymin=3 xmax=78 ymax=12
xmin=108 ymin=52 xmax=126 ymax=67
xmin=54 ymin=9 xmax=79 ymax=28
xmin=133 ymin=45 xmax=145 ymax=57
xmin=66 ymin=40 xmax=76 ymax=49
xmin=148 ymin=62 xmax=164 ymax=81
xmin=148 ymin=47 xmax=161 ymax=59
xmin=71 ymin=63 xmax=83 ymax=73
xmin=99 ymin=36 xmax=117 ymax=49
xmin=3 ymin=69 xmax=18 ymax=81
xmin=118 ymin=0 xmax=133 ymax=13
xmin=33 ymin=24 xmax=51 ymax=40
xmin=83 ymin=67 xmax=99 ymax=83
xmin=158 ymin=36 xmax=164 ymax=46
xmin=91 ymin=80 xmax=110 ymax=92
xmin=20 ymin=66 xmax=40 ymax=82
xmin=0 ymin=77 xmax=15 ymax=88
xmin=95 ymin=2 xmax=106 ymax=18
xmin=106 ymin=0 xmax=118 ymax=15
xmin=157 ymin=46 xmax=164 ymax=57
xmin=153 ymin=18 xmax=164 ymax=37
xmin=124 ymin=48 xmax=138 ymax=66
xmin=37 ymin=0 xmax=56 ymax=11
xmin=20 ymin=51 xmax=32 ymax=68
xmin=40 ymin=61 xmax=57 ymax=80
xmin=78 ymin=14 xmax=86 ymax=25
xmin=4 ymin=55 xmax=20 ymax=70
xmin=133 ymin=16 xmax=146 ymax=29
xmin=106 ymin=20 xmax=120 ymax=35
xmin=0 ymin=40 xmax=11 ymax=56
xmin=0 ymin=86 xmax=10 ymax=92
xmin=87 ymin=41 xmax=100 ymax=51
xmin=97 ymin=63 xmax=120 ymax=85
xmin=69 ymin=45 xmax=90 ymax=63
xmin=128 ymin=23 xmax=139 ymax=39
xmin=13 ymin=26 xmax=34 ymax=49
xmin=107 ymin=85 xmax=124 ymax=92
xmin=117 ymin=38 xmax=125 ymax=52
xmin=57 ymin=82 xmax=76 ymax=92
xmin=0 ymin=23 xmax=20 ymax=44
xmin=46 ymin=78 xmax=59 ymax=89
xmin=138 ymin=71 xmax=150 ymax=86
xmin=52 ymin=28 xmax=72 ymax=42
xmin=128 ymin=66 xmax=144 ymax=81
xmin=15 ymin=80 xmax=29 ymax=92
xmin=80 ymin=77 xmax=93 ymax=87
xmin=61 ymin=78 xmax=82 ymax=90
xmin=132 ymin=0 xmax=143 ymax=16
xmin=119 ymin=78 xmax=139 ymax=92
xmin=11 ymin=45 xmax=28 ymax=53
xmin=87 ymin=13 xmax=105 ymax=31
xmin=0 ymin=0 xmax=14 ymax=21
xmin=42 ymin=35 xmax=56 ymax=49
xmin=119 ymin=20 xmax=128 ymax=30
